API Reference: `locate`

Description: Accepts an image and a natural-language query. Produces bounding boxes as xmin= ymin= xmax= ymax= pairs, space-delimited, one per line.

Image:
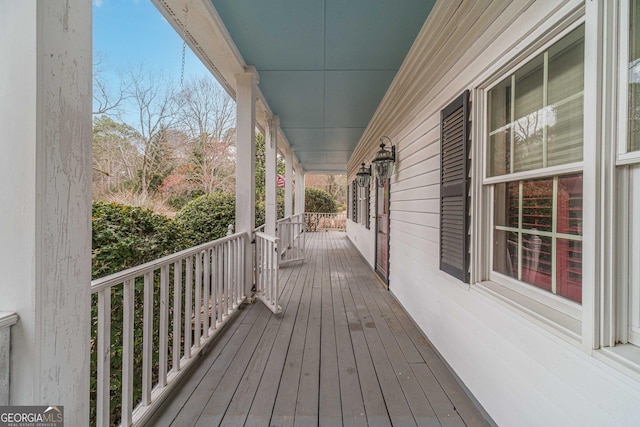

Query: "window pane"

xmin=548 ymin=26 xmax=585 ymax=105
xmin=513 ymin=112 xmax=544 ymax=172
xmin=556 ymin=238 xmax=582 ymax=303
xmin=548 ymin=26 xmax=584 ymax=165
xmin=513 ymin=55 xmax=544 ymax=172
xmin=557 ymin=174 xmax=583 ymax=236
xmin=629 ymin=0 xmax=640 ymax=151
xmin=548 ymin=97 xmax=584 ymax=166
xmin=489 ymin=130 xmax=511 ymax=176
xmin=494 ymin=230 xmax=518 ymax=278
xmin=494 ymin=181 xmax=519 ymax=228
xmin=489 ymin=78 xmax=511 ymax=131
xmin=521 ymin=233 xmax=553 ymax=292
xmin=522 ymin=177 xmax=553 ymax=232
xmin=514 ymin=54 xmax=544 ymax=120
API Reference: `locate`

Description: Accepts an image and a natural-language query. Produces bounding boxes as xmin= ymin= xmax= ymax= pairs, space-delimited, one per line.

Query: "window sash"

xmin=492 ymin=174 xmax=583 ymax=303
xmin=487 ymin=25 xmax=585 ymax=179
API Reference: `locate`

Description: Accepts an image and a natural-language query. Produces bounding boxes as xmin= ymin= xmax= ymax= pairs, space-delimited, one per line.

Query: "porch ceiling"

xmin=209 ymin=0 xmax=435 ymax=173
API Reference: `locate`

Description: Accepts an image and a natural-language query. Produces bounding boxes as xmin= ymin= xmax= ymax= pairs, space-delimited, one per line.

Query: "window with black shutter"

xmin=440 ymin=90 xmax=470 ymax=283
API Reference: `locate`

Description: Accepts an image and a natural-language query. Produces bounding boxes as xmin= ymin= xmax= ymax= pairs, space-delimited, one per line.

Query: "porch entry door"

xmin=375 ymin=178 xmax=390 ymax=285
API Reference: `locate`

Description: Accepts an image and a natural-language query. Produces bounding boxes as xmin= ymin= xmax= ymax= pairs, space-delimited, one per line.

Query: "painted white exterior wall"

xmin=346 ymin=219 xmax=375 ymax=269
xmin=347 ymin=0 xmax=640 ymax=425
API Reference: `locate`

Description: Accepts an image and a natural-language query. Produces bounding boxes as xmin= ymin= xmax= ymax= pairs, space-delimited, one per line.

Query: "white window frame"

xmin=473 ymin=15 xmax=588 ymax=343
xmin=592 ymin=0 xmax=640 ymax=381
xmin=467 ymin=0 xmax=640 ymax=381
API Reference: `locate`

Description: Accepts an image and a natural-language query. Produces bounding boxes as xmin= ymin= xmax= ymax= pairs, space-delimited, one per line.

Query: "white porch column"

xmin=284 ymin=149 xmax=294 ymax=218
xmin=265 ymin=116 xmax=279 ymax=236
xmin=0 ymin=1 xmax=92 ymax=424
xmin=235 ymin=67 xmax=259 ymax=294
xmin=295 ymin=166 xmax=306 ymax=215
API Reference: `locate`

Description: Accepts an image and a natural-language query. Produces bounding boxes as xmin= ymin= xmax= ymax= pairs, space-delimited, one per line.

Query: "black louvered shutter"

xmin=347 ymin=183 xmax=351 ymax=220
xmin=351 ymin=181 xmax=358 ymax=223
xmin=440 ymin=90 xmax=470 ymax=283
xmin=365 ymin=184 xmax=371 ymax=229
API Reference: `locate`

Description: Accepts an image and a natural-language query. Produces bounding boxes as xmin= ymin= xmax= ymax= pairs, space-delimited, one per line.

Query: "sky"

xmin=93 ymin=0 xmax=213 ymax=112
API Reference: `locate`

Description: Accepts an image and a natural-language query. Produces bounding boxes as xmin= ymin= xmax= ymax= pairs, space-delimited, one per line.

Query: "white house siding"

xmin=347 ymin=0 xmax=640 ymax=425
xmin=346 ymin=191 xmax=376 ymax=268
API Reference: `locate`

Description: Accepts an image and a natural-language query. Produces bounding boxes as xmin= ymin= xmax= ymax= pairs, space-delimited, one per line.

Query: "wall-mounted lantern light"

xmin=355 ymin=162 xmax=371 ymax=188
xmin=372 ymin=136 xmax=396 ymax=185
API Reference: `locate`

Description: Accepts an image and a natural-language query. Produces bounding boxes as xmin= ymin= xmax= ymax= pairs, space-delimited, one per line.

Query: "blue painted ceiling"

xmin=210 ymin=0 xmax=435 ymax=173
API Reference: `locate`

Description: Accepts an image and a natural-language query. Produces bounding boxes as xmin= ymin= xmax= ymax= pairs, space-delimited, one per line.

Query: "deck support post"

xmin=0 ymin=1 xmax=92 ymax=424
xmin=284 ymin=149 xmax=294 ymax=218
xmin=295 ymin=166 xmax=306 ymax=215
xmin=265 ymin=116 xmax=279 ymax=236
xmin=236 ymin=67 xmax=259 ymax=295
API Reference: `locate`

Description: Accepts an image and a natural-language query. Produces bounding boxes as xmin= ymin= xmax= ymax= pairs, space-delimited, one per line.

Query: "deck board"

xmin=150 ymin=232 xmax=489 ymax=427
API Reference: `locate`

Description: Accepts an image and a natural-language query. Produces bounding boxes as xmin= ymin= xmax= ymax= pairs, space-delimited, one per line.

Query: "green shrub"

xmin=305 ymin=187 xmax=337 ymax=213
xmin=167 ymin=188 xmax=205 ymax=210
xmin=92 ymin=201 xmax=185 ymax=279
xmin=175 ymin=192 xmax=236 ymax=245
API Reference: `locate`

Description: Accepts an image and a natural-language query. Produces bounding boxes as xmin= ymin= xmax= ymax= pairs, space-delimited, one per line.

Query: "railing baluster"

xmin=226 ymin=241 xmax=231 ymax=317
xmin=203 ymin=249 xmax=210 ymax=337
xmin=237 ymin=236 xmax=243 ymax=301
xmin=211 ymin=247 xmax=217 ymax=330
xmin=159 ymin=266 xmax=169 ymax=387
xmin=268 ymin=238 xmax=273 ymax=302
xmin=218 ymin=245 xmax=227 ymax=322
xmin=122 ymin=279 xmax=134 ymax=427
xmin=184 ymin=256 xmax=192 ymax=358
xmin=231 ymin=242 xmax=238 ymax=308
xmin=272 ymin=240 xmax=277 ymax=305
xmin=142 ymin=271 xmax=153 ymax=406
xmin=96 ymin=287 xmax=111 ymax=427
xmin=214 ymin=246 xmax=222 ymax=325
xmin=194 ymin=252 xmax=202 ymax=347
xmin=173 ymin=261 xmax=182 ymax=373
xmin=258 ymin=239 xmax=263 ymax=297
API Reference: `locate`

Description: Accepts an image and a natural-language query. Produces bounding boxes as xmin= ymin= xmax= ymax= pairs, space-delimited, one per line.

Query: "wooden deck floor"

xmin=149 ymin=232 xmax=489 ymax=427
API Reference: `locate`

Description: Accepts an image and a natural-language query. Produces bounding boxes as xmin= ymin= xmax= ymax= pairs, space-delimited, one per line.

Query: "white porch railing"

xmin=277 ymin=214 xmax=306 ymax=265
xmin=90 ymin=232 xmax=248 ymax=427
xmin=0 ymin=312 xmax=18 ymax=406
xmin=304 ymin=212 xmax=346 ymax=232
xmin=254 ymin=232 xmax=281 ymax=314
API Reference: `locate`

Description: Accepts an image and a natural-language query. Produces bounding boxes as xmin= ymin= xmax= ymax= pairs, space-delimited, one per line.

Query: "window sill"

xmin=595 ymin=345 xmax=640 ymax=386
xmin=474 ymin=280 xmax=582 ymax=344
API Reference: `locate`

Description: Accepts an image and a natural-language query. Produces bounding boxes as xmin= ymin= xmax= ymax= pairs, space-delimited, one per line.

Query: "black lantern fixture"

xmin=372 ymin=136 xmax=396 ymax=185
xmin=355 ymin=162 xmax=371 ymax=188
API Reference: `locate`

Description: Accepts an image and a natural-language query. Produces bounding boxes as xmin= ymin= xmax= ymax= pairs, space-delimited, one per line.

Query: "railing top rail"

xmin=254 ymin=231 xmax=279 ymax=243
xmin=277 ymin=217 xmax=292 ymax=224
xmin=254 ymin=224 xmax=266 ymax=232
xmin=91 ymin=231 xmax=248 ymax=294
xmin=0 ymin=312 xmax=18 ymax=329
